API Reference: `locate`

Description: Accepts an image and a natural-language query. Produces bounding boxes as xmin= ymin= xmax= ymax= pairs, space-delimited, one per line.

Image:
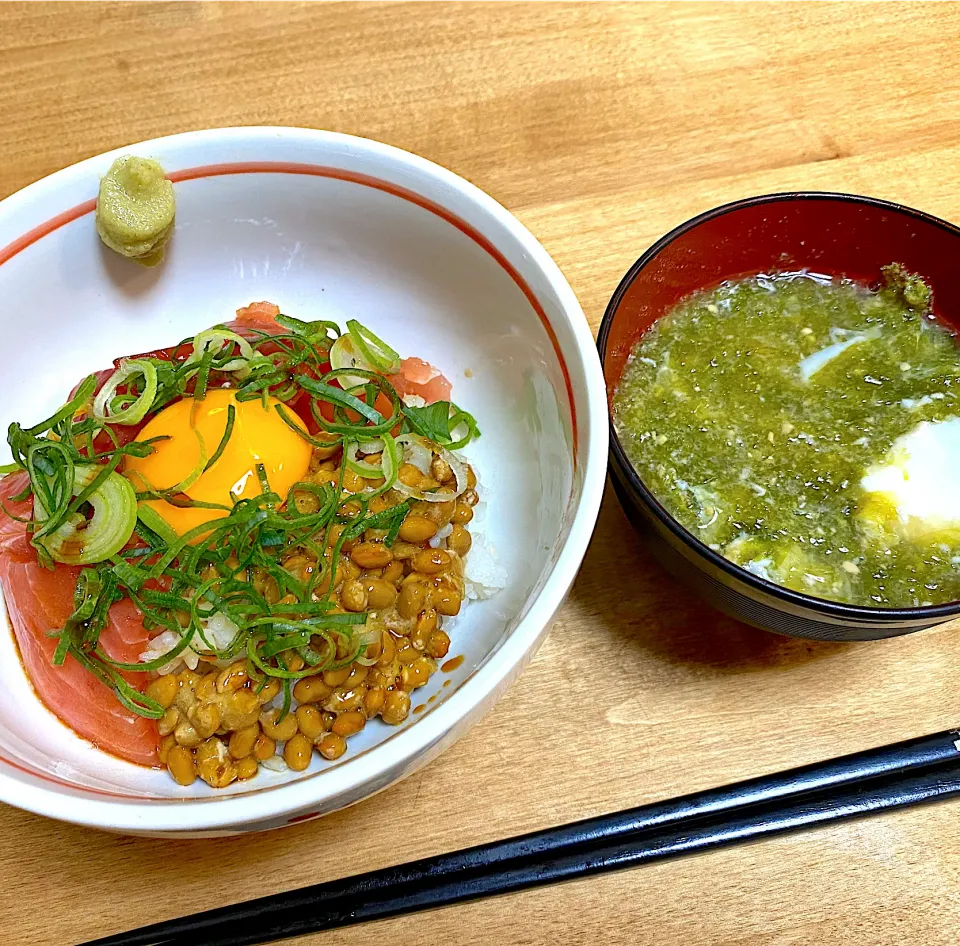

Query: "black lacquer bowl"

xmin=599 ymin=192 xmax=960 ymax=641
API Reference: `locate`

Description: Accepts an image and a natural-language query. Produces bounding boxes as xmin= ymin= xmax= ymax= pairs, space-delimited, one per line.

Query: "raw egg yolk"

xmin=124 ymin=390 xmax=313 ymax=536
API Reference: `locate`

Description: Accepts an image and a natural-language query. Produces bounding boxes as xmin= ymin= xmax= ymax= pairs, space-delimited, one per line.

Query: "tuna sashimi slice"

xmin=235 ymin=300 xmax=281 ymax=325
xmin=387 ymin=357 xmax=453 ymax=404
xmin=0 ymin=474 xmax=159 ymax=766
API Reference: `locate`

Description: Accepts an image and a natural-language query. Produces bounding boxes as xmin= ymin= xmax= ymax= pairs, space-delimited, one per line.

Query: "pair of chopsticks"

xmin=83 ymin=728 xmax=960 ymax=946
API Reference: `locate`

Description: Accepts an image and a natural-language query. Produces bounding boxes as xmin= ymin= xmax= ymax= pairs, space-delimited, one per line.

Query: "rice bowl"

xmin=0 ymin=127 xmax=607 ymax=835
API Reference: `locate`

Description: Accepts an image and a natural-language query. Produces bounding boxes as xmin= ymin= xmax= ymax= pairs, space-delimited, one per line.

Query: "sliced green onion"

xmin=394 ymin=432 xmax=432 ymax=474
xmin=275 ymin=404 xmax=343 ymax=454
xmin=35 ymin=447 xmax=122 ymax=533
xmin=67 ymin=646 xmax=165 ymax=717
xmin=96 ymin=626 xmax=197 ymax=674
xmin=185 ymin=329 xmax=257 ymax=373
xmin=203 ymin=403 xmax=235 ymax=472
xmin=26 ymin=440 xmax=75 ymax=537
xmin=129 ymin=421 xmax=208 ymax=496
xmin=136 ymin=502 xmax=179 ymax=546
xmin=192 ymin=346 xmax=215 ymax=401
xmin=354 ymin=625 xmax=385 ymax=665
xmin=329 ymin=335 xmax=376 ymax=390
xmin=447 ymin=404 xmax=481 ymax=450
xmin=301 ymin=369 xmax=401 ymax=437
xmin=303 ymin=374 xmax=383 ymax=424
xmin=246 ymin=635 xmax=329 ymax=680
xmin=93 ymin=360 xmax=158 ymax=426
xmin=384 ymin=505 xmax=408 ymax=547
xmin=72 ymin=568 xmax=104 ymax=621
xmin=112 ymin=559 xmax=150 ymax=592
xmin=344 ymin=499 xmax=409 ymax=542
xmin=393 ymin=435 xmax=467 ymax=502
xmin=364 ymin=431 xmax=400 ymax=499
xmin=256 ymin=462 xmax=273 ymax=502
xmin=346 ymin=320 xmax=401 ymax=374
xmin=37 ymin=464 xmax=138 ymax=565
xmin=174 ymin=421 xmax=210 ymax=494
xmin=344 ymin=439 xmax=385 ymax=478
xmin=275 ymin=314 xmax=340 ymax=342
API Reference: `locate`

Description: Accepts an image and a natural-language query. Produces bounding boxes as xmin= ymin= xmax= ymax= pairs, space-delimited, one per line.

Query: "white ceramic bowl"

xmin=0 ymin=127 xmax=606 ymax=836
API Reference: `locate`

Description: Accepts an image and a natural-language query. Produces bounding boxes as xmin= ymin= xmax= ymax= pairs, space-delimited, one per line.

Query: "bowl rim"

xmin=598 ymin=189 xmax=960 ymax=624
xmin=0 ymin=126 xmax=609 ymax=832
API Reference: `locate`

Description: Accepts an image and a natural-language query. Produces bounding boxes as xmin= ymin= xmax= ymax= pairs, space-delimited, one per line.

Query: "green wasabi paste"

xmin=95 ymin=155 xmax=175 ymax=266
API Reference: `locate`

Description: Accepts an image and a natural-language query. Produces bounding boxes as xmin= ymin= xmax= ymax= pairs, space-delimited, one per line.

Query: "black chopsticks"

xmin=82 ymin=728 xmax=960 ymax=946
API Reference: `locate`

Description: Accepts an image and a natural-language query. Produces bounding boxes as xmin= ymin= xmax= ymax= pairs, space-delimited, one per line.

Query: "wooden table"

xmin=3 ymin=3 xmax=960 ymax=943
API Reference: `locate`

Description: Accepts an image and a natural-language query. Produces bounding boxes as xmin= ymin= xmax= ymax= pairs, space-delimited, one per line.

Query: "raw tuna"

xmin=0 ymin=473 xmax=159 ymax=766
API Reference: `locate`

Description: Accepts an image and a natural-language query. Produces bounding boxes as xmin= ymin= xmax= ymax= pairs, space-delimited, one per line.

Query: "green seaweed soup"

xmin=613 ymin=268 xmax=960 ymax=608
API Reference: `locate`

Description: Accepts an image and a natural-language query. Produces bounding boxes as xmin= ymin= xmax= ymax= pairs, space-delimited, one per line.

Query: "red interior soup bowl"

xmin=598 ymin=192 xmax=960 ymax=641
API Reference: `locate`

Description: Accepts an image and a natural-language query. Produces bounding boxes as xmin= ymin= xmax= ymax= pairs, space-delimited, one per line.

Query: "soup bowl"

xmin=599 ymin=192 xmax=960 ymax=643
xmin=0 ymin=127 xmax=607 ymax=835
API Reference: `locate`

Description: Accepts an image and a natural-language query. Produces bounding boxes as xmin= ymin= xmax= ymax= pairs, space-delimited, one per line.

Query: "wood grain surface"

xmin=3 ymin=3 xmax=960 ymax=944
